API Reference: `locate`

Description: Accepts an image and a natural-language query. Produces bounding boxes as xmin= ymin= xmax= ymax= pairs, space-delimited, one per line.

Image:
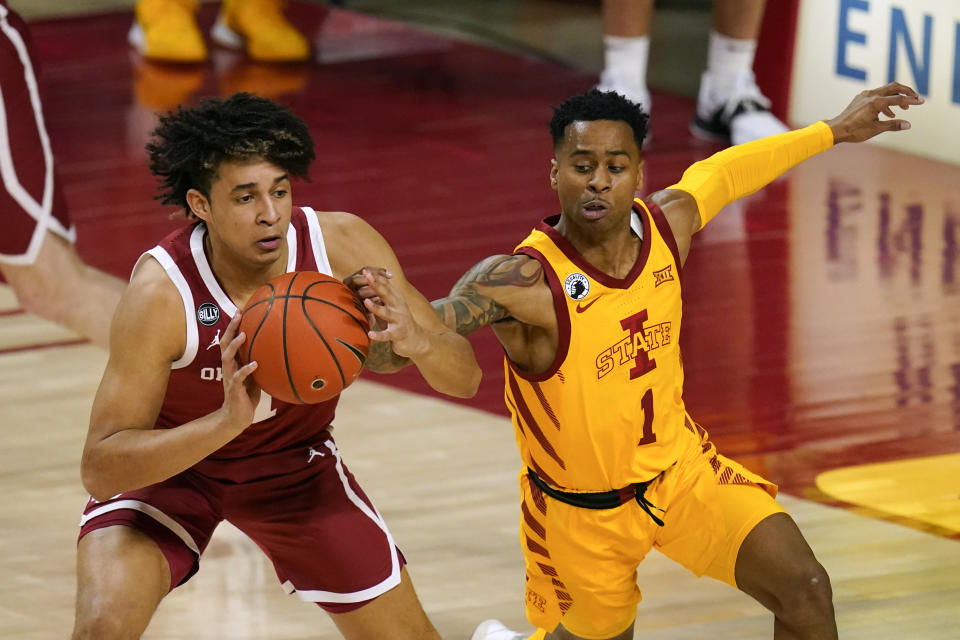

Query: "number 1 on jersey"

xmin=637 ymin=388 xmax=656 ymax=446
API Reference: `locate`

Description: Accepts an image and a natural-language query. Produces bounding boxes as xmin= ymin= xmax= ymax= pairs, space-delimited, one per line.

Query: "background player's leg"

xmin=734 ymin=513 xmax=837 ymax=639
xmin=693 ymin=0 xmax=789 ymax=144
xmin=597 ymin=0 xmax=655 ymax=111
xmin=72 ymin=526 xmax=171 ymax=640
xmin=1 ymin=231 xmax=124 ymax=348
xmin=711 ymin=0 xmax=766 ymax=39
xmin=328 ymin=567 xmax=441 ymax=640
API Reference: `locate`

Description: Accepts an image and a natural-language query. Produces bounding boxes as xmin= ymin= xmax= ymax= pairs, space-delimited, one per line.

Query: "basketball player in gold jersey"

xmin=419 ymin=83 xmax=921 ymax=640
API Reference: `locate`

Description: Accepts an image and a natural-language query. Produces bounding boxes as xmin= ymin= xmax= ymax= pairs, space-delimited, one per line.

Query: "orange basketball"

xmin=238 ymin=271 xmax=370 ymax=404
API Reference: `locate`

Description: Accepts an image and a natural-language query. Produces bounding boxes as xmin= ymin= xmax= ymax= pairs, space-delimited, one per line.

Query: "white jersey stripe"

xmin=301 ymin=206 xmax=333 ymax=276
xmin=192 ymin=224 xmax=237 ymax=316
xmin=285 ymin=215 xmax=298 ymax=272
xmin=144 ymin=246 xmax=199 ymax=369
xmin=79 ymin=499 xmax=201 ymax=555
xmin=280 ymin=440 xmax=401 ymax=603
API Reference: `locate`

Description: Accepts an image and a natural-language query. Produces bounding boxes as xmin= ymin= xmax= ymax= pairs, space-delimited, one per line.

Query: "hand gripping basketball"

xmin=237 ymin=271 xmax=371 ymax=404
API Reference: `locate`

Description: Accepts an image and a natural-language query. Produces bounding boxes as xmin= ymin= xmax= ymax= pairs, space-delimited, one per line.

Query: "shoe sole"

xmin=689 ymin=117 xmax=730 ymax=143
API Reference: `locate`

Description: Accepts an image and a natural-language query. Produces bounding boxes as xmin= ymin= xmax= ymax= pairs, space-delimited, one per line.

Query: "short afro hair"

xmin=549 ymin=89 xmax=649 ymax=151
xmin=146 ymin=93 xmax=315 ymax=214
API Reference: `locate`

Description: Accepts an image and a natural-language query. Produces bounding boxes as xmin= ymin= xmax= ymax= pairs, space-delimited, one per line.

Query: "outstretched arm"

xmin=433 ymin=254 xmax=561 ymax=374
xmin=432 ymin=254 xmax=541 ymax=335
xmin=351 ymin=253 xmax=553 ymax=380
xmin=330 ymin=213 xmax=481 ymax=398
xmin=651 ymin=82 xmax=923 ymax=266
xmin=344 ymin=266 xmax=481 ymax=395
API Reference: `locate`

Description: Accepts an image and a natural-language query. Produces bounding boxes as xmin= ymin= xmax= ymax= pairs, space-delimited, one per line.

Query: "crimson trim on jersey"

xmin=645 ymin=199 xmax=683 ymax=281
xmin=509 ymin=246 xmax=570 ymax=382
xmin=533 ymin=205 xmax=652 ymax=289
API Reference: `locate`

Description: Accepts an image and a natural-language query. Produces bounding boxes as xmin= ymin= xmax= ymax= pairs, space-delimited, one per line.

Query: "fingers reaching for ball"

xmin=359 ymin=273 xmax=431 ymax=358
xmin=344 ymin=267 xmax=394 ymax=331
xmin=343 ymin=266 xmax=392 ymax=304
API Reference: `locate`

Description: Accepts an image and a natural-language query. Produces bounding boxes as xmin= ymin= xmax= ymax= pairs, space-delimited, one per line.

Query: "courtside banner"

xmin=789 ymin=0 xmax=960 ymax=164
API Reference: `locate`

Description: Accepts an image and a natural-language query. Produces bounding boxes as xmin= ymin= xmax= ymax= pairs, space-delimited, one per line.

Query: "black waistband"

xmin=527 ymin=468 xmax=665 ymax=526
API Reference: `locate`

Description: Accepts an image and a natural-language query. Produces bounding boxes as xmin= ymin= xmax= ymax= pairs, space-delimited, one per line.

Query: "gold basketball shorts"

xmin=518 ymin=423 xmax=785 ymax=638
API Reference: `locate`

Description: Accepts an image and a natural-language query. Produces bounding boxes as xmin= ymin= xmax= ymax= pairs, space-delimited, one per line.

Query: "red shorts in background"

xmin=0 ymin=5 xmax=73 ymax=266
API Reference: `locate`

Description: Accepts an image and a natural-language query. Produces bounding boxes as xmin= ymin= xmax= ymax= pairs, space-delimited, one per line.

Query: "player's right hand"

xmin=343 ymin=266 xmax=392 ymax=331
xmin=825 ymin=82 xmax=923 ymax=144
xmin=218 ymin=312 xmax=260 ymax=434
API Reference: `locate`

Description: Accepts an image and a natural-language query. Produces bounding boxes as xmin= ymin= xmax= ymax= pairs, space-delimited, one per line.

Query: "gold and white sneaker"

xmin=128 ymin=0 xmax=206 ymax=63
xmin=210 ymin=0 xmax=310 ymax=62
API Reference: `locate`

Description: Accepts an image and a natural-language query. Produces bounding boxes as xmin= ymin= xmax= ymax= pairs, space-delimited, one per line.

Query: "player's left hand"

xmin=355 ymin=268 xmax=431 ymax=358
xmin=343 ymin=266 xmax=392 ymax=306
xmin=825 ymin=82 xmax=924 ymax=144
xmin=218 ymin=312 xmax=261 ymax=436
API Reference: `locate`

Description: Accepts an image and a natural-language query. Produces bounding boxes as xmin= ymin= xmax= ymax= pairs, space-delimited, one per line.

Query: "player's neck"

xmin=557 ymin=217 xmax=640 ymax=279
xmin=205 ymin=234 xmax=289 ymax=308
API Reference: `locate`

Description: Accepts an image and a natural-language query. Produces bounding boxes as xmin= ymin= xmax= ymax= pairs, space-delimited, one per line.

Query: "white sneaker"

xmin=597 ymin=69 xmax=652 ymax=114
xmin=691 ymin=70 xmax=788 ymax=145
xmin=470 ymin=618 xmax=526 ymax=640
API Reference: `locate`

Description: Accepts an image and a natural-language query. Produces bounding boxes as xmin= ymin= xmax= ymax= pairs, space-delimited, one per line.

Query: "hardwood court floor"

xmin=0 ymin=1 xmax=957 ymax=638
xmin=1 ymin=306 xmax=957 ymax=639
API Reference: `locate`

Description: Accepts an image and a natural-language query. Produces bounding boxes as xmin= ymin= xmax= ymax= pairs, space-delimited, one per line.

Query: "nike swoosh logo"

xmin=575 ymin=298 xmax=600 ymax=313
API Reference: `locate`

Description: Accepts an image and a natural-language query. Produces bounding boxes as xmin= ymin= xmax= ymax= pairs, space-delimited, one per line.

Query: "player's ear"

xmin=635 ymin=158 xmax=644 ymax=192
xmin=550 ymin=159 xmax=559 ymax=191
xmin=186 ymin=188 xmax=211 ymax=222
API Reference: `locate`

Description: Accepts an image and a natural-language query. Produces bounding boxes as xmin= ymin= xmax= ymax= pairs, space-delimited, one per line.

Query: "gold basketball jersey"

xmin=505 ymin=200 xmax=687 ymax=491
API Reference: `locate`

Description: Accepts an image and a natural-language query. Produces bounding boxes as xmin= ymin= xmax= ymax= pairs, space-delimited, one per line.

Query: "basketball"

xmin=238 ymin=271 xmax=370 ymax=404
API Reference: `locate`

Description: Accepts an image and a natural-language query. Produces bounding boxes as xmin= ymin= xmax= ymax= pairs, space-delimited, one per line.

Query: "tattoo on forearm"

xmin=433 ymin=293 xmax=503 ymax=336
xmin=363 ymin=340 xmax=408 ymax=373
xmin=434 ymin=255 xmax=542 ymax=336
xmin=454 ymin=254 xmax=542 ymax=289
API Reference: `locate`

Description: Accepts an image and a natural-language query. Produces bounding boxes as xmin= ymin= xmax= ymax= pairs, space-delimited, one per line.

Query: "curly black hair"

xmin=146 ymin=93 xmax=315 ymax=214
xmin=549 ymin=89 xmax=649 ymax=151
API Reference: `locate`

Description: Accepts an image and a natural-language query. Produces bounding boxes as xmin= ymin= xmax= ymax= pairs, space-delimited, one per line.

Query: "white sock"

xmin=705 ymin=30 xmax=757 ymax=83
xmin=602 ymin=34 xmax=649 ymax=90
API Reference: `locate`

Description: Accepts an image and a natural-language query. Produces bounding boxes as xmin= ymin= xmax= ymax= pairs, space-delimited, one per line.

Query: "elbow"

xmin=452 ymin=366 xmax=482 ymax=399
xmin=431 ymin=366 xmax=481 ymax=399
xmin=466 ymin=367 xmax=481 ymax=398
xmin=80 ymin=450 xmax=118 ymax=503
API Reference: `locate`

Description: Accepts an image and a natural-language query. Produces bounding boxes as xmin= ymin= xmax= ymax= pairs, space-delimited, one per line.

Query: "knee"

xmin=778 ymin=560 xmax=834 ymax=620
xmin=72 ymin=617 xmax=120 ymax=640
xmin=72 ymin=598 xmax=139 ymax=640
